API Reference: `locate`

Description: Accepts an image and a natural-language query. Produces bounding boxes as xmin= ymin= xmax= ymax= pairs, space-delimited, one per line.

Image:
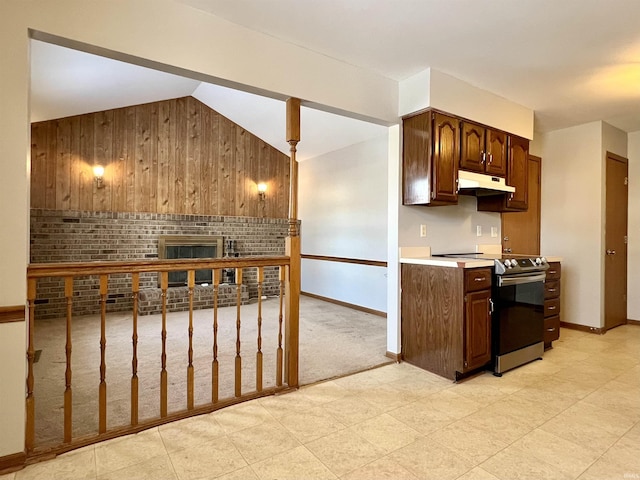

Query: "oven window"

xmin=494 ymin=282 xmax=544 ymax=355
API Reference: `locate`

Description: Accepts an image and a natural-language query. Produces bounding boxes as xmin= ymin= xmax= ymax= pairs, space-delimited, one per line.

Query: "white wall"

xmin=399 ymin=68 xmax=534 ymax=139
xmin=627 ymin=131 xmax=640 ymax=321
xmin=0 ymin=9 xmax=30 ymax=457
xmin=399 ymin=196 xmax=502 ymax=254
xmin=529 ymin=131 xmax=544 ymax=157
xmin=602 ymin=122 xmax=628 ymax=159
xmin=299 ymin=135 xmax=388 ymax=313
xmin=539 ymin=122 xmax=603 ymax=328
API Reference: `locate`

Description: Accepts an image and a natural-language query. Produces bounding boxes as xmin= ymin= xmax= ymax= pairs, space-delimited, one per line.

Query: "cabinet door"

xmin=506 ymin=135 xmax=529 ymax=210
xmin=402 ymin=112 xmax=431 ymax=205
xmin=460 ymin=122 xmax=485 ymax=173
xmin=464 ymin=289 xmax=492 ymax=371
xmin=431 ymin=112 xmax=459 ymax=204
xmin=485 ymin=129 xmax=507 ymax=177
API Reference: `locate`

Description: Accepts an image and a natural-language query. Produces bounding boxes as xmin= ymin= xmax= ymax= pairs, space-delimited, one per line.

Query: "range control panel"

xmin=495 ymin=257 xmax=548 ymax=275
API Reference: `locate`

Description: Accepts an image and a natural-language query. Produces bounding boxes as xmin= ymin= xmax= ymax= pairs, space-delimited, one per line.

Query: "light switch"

xmin=476 ymin=225 xmax=482 ymax=237
xmin=420 ymin=224 xmax=427 ymax=237
xmin=491 ymin=227 xmax=498 ymax=238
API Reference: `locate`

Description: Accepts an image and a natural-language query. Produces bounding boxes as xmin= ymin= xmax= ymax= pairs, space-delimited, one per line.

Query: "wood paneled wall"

xmin=31 ymin=97 xmax=290 ymax=218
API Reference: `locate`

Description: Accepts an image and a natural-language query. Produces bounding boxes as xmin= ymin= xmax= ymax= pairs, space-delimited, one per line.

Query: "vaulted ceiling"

xmin=31 ymin=0 xmax=640 ymax=156
xmin=30 ymin=41 xmax=387 ymax=162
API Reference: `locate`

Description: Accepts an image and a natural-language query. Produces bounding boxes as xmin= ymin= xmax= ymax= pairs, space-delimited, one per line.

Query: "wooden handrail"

xmin=27 ymin=256 xmax=290 ymax=278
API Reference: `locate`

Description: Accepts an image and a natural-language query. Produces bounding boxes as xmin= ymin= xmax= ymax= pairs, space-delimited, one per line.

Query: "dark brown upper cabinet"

xmin=460 ymin=122 xmax=507 ymax=177
xmin=477 ymin=134 xmax=529 ymax=212
xmin=403 ymin=110 xmax=459 ymax=206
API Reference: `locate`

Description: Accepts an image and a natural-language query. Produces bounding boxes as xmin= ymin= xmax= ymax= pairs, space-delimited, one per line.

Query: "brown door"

xmin=502 ymin=156 xmax=541 ymax=255
xmin=604 ymin=152 xmax=628 ymax=331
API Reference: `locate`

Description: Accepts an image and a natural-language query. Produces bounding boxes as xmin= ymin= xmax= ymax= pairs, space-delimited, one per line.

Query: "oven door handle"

xmin=497 ymin=272 xmax=547 ymax=287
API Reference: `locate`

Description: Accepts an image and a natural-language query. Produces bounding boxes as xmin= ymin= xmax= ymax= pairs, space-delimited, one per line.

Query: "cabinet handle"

xmin=481 ymin=152 xmax=486 ymax=164
xmin=474 ymin=277 xmax=486 ymax=282
xmin=548 ymin=306 xmax=557 ymax=310
xmin=548 ymin=270 xmax=557 ymax=275
xmin=546 ymin=328 xmax=556 ymax=332
xmin=488 ymin=153 xmax=493 ymax=164
xmin=548 ymin=288 xmax=557 ymax=292
xmin=509 ymin=192 xmax=514 ymax=200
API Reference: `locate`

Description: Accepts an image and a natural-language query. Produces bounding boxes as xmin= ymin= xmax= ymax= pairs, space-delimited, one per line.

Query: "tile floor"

xmin=4 ymin=325 xmax=639 ymax=480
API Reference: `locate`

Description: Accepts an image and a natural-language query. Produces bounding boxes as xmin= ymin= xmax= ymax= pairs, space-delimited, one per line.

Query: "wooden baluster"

xmin=256 ymin=267 xmax=264 ymax=392
xmin=64 ymin=277 xmax=73 ymax=443
xmin=187 ymin=270 xmax=195 ymax=410
xmin=99 ymin=275 xmax=108 ymax=433
xmin=160 ymin=272 xmax=168 ymax=418
xmin=235 ymin=268 xmax=243 ymax=397
xmin=26 ymin=278 xmax=37 ymax=452
xmin=131 ymin=273 xmax=139 ymax=426
xmin=212 ymin=269 xmax=220 ymax=403
xmin=276 ymin=266 xmax=285 ymax=387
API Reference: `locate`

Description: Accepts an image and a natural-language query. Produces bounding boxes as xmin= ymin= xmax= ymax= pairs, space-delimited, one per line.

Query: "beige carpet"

xmin=32 ymin=295 xmax=389 ymax=447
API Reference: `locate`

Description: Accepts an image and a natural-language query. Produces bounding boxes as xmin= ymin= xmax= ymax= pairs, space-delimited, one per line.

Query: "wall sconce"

xmin=93 ymin=165 xmax=105 ymax=189
xmin=257 ymin=182 xmax=267 ymax=201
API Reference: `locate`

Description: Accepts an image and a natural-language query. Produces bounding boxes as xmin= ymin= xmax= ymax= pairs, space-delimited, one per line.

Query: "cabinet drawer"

xmin=544 ymin=315 xmax=560 ymax=343
xmin=546 ymin=262 xmax=561 ymax=280
xmin=544 ymin=280 xmax=560 ymax=299
xmin=464 ymin=268 xmax=492 ymax=292
xmin=544 ymin=298 xmax=561 ymax=317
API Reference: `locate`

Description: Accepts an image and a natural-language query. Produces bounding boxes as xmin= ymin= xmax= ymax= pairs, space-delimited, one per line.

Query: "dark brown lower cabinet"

xmin=544 ymin=262 xmax=562 ymax=348
xmin=401 ymin=264 xmax=492 ymax=380
xmin=464 ymin=289 xmax=492 ymax=371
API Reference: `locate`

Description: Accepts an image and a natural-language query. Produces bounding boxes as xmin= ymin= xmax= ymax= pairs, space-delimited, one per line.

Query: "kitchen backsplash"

xmin=399 ymin=195 xmax=501 ymax=254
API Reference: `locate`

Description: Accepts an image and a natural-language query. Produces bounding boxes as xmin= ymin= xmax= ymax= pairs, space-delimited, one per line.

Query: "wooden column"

xmin=285 ymin=98 xmax=300 ymax=388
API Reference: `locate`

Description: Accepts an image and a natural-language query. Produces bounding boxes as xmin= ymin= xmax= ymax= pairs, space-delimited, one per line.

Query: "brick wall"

xmin=30 ymin=209 xmax=288 ymax=319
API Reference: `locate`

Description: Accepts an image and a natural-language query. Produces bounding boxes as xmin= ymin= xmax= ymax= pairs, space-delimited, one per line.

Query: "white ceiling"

xmin=30 ymin=0 xmax=640 ymax=158
xmin=178 ymin=0 xmax=640 ymax=133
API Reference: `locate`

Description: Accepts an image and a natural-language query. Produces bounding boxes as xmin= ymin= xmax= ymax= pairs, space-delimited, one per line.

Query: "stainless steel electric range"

xmin=435 ymin=253 xmax=549 ymax=376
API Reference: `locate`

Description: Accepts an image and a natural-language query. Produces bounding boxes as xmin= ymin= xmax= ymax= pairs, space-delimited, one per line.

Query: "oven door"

xmin=493 ymin=272 xmax=546 ymax=356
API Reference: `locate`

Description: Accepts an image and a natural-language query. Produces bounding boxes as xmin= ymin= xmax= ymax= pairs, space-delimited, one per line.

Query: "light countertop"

xmin=399 ymin=256 xmax=495 ymax=268
xmin=399 ymin=248 xmax=562 ymax=268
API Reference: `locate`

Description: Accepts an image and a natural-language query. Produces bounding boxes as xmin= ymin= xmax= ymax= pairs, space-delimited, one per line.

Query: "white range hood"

xmin=457 ymin=170 xmax=515 ymax=195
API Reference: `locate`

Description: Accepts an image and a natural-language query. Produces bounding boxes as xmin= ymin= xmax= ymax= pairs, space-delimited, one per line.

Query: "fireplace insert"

xmin=158 ymin=235 xmax=223 ymax=286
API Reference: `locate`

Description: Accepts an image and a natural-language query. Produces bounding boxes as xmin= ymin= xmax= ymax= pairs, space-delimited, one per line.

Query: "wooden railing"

xmin=26 ymin=256 xmax=295 ymax=456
